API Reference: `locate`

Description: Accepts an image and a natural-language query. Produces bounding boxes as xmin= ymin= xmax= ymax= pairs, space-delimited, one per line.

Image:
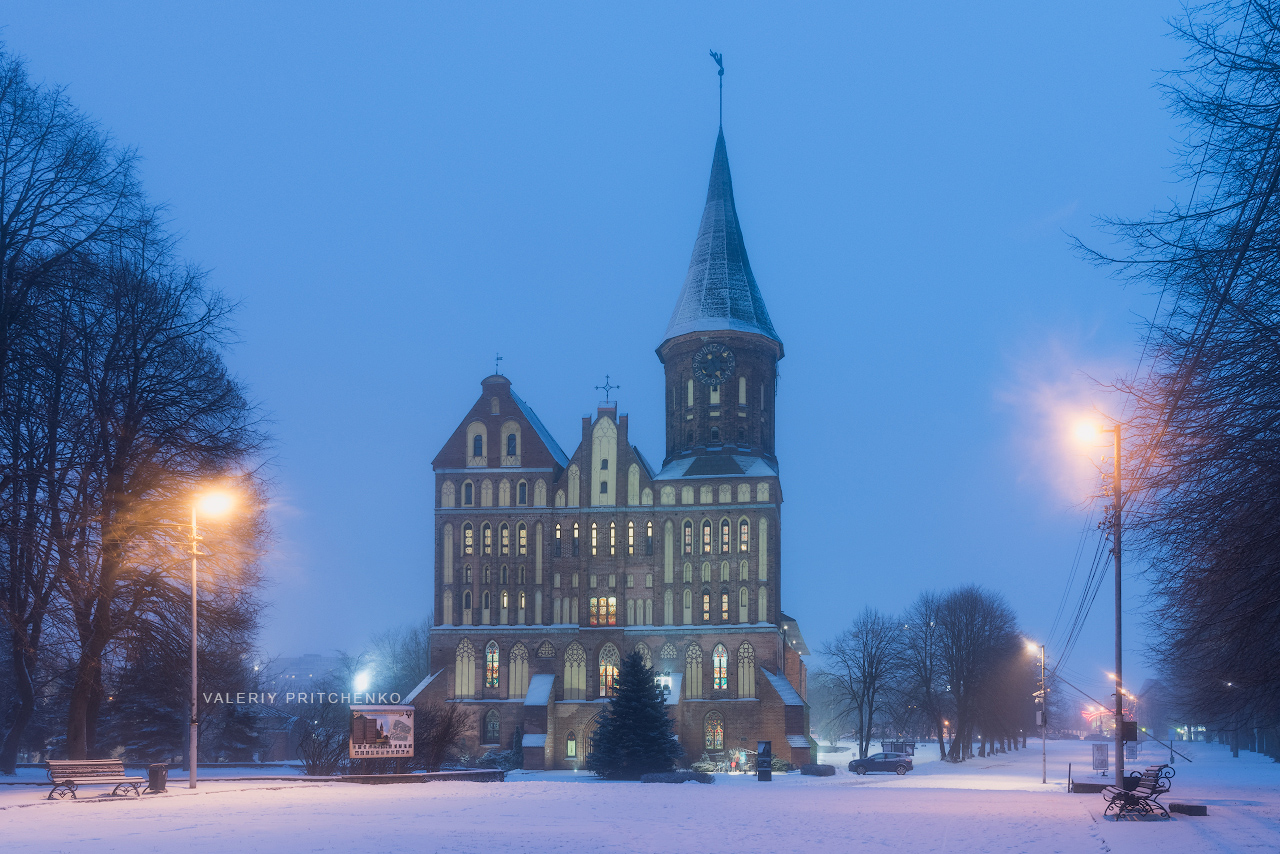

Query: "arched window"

xmin=712 ymin=644 xmax=728 ymax=690
xmin=501 ymin=589 xmax=509 ymax=608
xmin=518 ymin=481 xmax=527 ymax=505
xmin=483 ymin=565 xmax=492 ymax=584
xmin=482 ymin=523 xmax=492 ymax=555
xmin=737 ymin=643 xmax=756 ymax=698
xmin=627 ymin=521 xmax=635 ymax=555
xmin=463 ymin=522 xmax=474 ymax=555
xmin=739 ymin=560 xmax=749 ymax=581
xmin=705 ymin=711 xmax=724 ymax=750
xmin=482 ymin=590 xmax=491 ymax=610
xmin=609 ymin=522 xmax=616 ymax=556
xmin=463 ymin=589 xmax=472 ymax=610
xmin=510 ymin=643 xmax=529 ymax=699
xmin=758 ymin=587 xmax=768 ymax=623
xmin=566 ymin=731 xmax=577 ymax=758
xmin=484 ymin=709 xmax=500 ymax=744
xmin=720 ymin=561 xmax=729 ymax=582
xmin=685 ymin=644 xmax=703 ymax=699
xmin=500 ymin=523 xmax=509 ymax=555
xmin=473 ymin=434 xmax=484 ymax=458
xmin=463 ymin=481 xmax=474 ymax=506
xmin=645 ymin=521 xmax=654 ymax=555
xmin=682 ymin=588 xmax=693 ymax=624
xmin=683 ymin=562 xmax=693 ymax=583
xmin=443 ymin=589 xmax=453 ymax=624
xmin=554 ymin=523 xmax=562 ymax=556
xmin=485 ymin=641 xmax=499 ymax=688
xmin=683 ymin=521 xmax=693 ymax=555
xmin=634 ymin=642 xmax=652 ymax=670
xmin=589 ymin=596 xmax=617 ymax=627
xmin=599 ymin=643 xmax=620 ymax=697
xmin=572 ymin=523 xmax=580 ymax=556
xmin=590 ymin=522 xmax=598 ymax=555
xmin=701 ymin=521 xmax=712 ymax=554
xmin=518 ymin=522 xmax=527 ymax=555
xmin=500 ymin=565 xmax=509 ymax=584
xmin=518 ymin=590 xmax=526 ymax=608
xmin=721 ymin=592 xmax=729 ymax=622
xmin=710 ymin=426 xmax=720 ymax=444
xmin=720 ymin=520 xmax=731 ymax=553
xmin=702 ymin=590 xmax=711 ymax=622
xmin=739 ymin=518 xmax=750 ymax=552
xmin=701 ymin=562 xmax=711 ymax=583
xmin=464 ymin=564 xmax=473 ymax=583
xmin=739 ymin=586 xmax=749 ymax=623
xmin=507 ymin=434 xmax=517 ymax=456
xmin=454 ymin=639 xmax=475 ymax=699
xmin=600 ymin=458 xmax=609 ymax=470
xmin=564 ymin=642 xmax=587 ymax=700
xmin=518 ymin=566 xmax=526 ymax=584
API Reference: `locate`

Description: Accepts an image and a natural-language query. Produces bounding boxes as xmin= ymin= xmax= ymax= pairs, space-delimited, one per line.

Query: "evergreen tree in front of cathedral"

xmin=585 ymin=651 xmax=683 ymax=779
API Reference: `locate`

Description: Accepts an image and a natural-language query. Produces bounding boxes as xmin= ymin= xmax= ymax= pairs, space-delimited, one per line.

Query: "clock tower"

xmin=658 ymin=128 xmax=783 ymax=466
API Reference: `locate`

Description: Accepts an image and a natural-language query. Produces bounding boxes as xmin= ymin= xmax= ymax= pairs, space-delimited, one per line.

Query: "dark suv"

xmin=848 ymin=752 xmax=913 ymax=775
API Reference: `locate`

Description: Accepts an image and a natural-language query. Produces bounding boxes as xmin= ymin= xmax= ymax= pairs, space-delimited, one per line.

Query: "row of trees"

xmin=815 ymin=586 xmax=1038 ymax=762
xmin=1090 ymin=0 xmax=1280 ymax=751
xmin=0 ymin=44 xmax=268 ymax=772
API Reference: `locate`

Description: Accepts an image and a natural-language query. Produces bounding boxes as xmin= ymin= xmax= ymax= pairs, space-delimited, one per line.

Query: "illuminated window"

xmin=705 ymin=711 xmax=724 ymax=750
xmin=518 ymin=523 xmax=527 ymax=555
xmin=566 ymin=731 xmax=577 ymax=758
xmin=484 ymin=709 xmax=500 ymax=743
xmin=572 ymin=523 xmax=580 ymax=556
xmin=701 ymin=521 xmax=712 ymax=554
xmin=554 ymin=524 xmax=562 ymax=556
xmin=645 ymin=521 xmax=654 ymax=555
xmin=599 ymin=643 xmax=620 ymax=697
xmin=517 ymin=481 xmax=527 ymax=505
xmin=463 ymin=482 xmax=474 ymax=506
xmin=591 ymin=523 xmax=598 ymax=555
xmin=589 ymin=597 xmax=599 ymax=627
xmin=463 ymin=565 xmax=472 ymax=583
xmin=721 ymin=592 xmax=729 ymax=622
xmin=500 ymin=523 xmax=510 ymax=555
xmin=501 ymin=589 xmax=508 ymax=607
xmin=609 ymin=522 xmax=616 ymax=556
xmin=683 ymin=521 xmax=693 ymax=555
xmin=482 ymin=523 xmax=492 ymax=555
xmin=721 ymin=520 xmax=730 ymax=553
xmin=702 ymin=591 xmax=710 ymax=622
xmin=463 ymin=523 xmax=474 ymax=555
xmin=627 ymin=521 xmax=635 ymax=555
xmin=519 ymin=590 xmax=526 ymax=608
xmin=473 ymin=435 xmax=484 ymax=457
xmin=712 ymin=644 xmax=728 ymax=689
xmin=485 ymin=641 xmax=499 ymax=688
xmin=507 ymin=434 xmax=517 ymax=456
xmin=589 ymin=596 xmax=617 ymax=627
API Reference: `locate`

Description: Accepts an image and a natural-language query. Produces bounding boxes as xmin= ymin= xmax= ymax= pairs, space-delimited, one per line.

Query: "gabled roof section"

xmin=511 ymin=389 xmax=570 ymax=467
xmin=762 ymin=669 xmax=805 ymax=707
xmin=662 ymin=128 xmax=782 ymax=350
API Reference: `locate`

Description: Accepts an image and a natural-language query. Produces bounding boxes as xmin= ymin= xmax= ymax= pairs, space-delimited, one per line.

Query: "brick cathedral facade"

xmin=413 ymin=128 xmax=813 ymax=769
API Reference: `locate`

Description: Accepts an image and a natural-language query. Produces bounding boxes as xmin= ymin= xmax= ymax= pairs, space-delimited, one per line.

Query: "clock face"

xmin=693 ymin=343 xmax=735 ymax=386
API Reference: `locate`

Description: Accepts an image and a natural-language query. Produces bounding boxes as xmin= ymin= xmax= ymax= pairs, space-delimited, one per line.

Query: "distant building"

xmin=414 ymin=126 xmax=813 ymax=769
xmin=264 ymin=653 xmax=342 ymax=695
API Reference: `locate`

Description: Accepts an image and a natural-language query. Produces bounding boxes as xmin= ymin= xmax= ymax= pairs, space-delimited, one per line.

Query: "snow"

xmin=2 ymin=741 xmax=1276 ymax=853
xmin=524 ymin=674 xmax=553 ymax=706
xmin=402 ymin=669 xmax=441 ymax=704
xmin=760 ymin=668 xmax=804 ymax=706
xmin=521 ymin=734 xmax=547 ymax=748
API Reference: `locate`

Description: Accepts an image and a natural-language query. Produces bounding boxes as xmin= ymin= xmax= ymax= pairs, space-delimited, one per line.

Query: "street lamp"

xmin=1026 ymin=640 xmax=1046 ymax=784
xmin=1074 ymin=417 xmax=1126 ymax=781
xmin=189 ymin=491 xmax=234 ymax=789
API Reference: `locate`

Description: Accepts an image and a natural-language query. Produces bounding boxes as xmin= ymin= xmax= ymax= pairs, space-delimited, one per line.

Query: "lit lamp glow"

xmin=189 ymin=489 xmax=235 ymax=790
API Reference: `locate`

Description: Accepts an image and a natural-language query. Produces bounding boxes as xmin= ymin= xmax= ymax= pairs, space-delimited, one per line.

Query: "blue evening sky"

xmin=5 ymin=2 xmax=1185 ymax=698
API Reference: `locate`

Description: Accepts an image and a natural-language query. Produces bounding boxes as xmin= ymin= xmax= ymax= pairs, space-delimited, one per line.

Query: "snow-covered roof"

xmin=522 ymin=733 xmax=547 ymax=748
xmin=661 ymin=128 xmax=782 ymax=352
xmin=654 ymin=454 xmax=779 ymax=481
xmin=787 ymin=735 xmax=811 ymax=749
xmin=524 ymin=674 xmax=554 ymax=706
xmin=632 ymin=445 xmax=657 ymax=479
xmin=511 ymin=389 xmax=569 ymax=468
xmin=403 ymin=670 xmax=441 ymax=704
xmin=665 ymin=673 xmax=683 ymax=705
xmin=762 ymin=669 xmax=805 ymax=707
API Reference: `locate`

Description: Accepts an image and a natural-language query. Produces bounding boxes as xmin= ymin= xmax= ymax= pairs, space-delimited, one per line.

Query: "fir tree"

xmin=585 ymin=650 xmax=682 ymax=779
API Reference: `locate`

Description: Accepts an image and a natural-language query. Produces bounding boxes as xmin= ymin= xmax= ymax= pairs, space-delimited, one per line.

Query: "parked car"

xmin=848 ymin=752 xmax=913 ymax=775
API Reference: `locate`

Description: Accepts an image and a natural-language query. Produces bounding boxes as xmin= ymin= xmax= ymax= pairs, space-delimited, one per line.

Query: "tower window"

xmin=702 ymin=592 xmax=711 ymax=622
xmin=507 ymin=434 xmax=517 ymax=456
xmin=739 ymin=519 xmax=750 ymax=553
xmin=554 ymin=523 xmax=562 ymax=557
xmin=701 ymin=521 xmax=712 ymax=554
xmin=518 ymin=482 xmax=527 ymax=505
xmin=590 ymin=523 xmax=598 ymax=555
xmin=721 ymin=592 xmax=729 ymax=622
xmin=627 ymin=521 xmax=635 ymax=555
xmin=683 ymin=521 xmax=693 ymax=555
xmin=572 ymin=523 xmax=580 ymax=556
xmin=473 ymin=435 xmax=484 ymax=457
xmin=600 ymin=459 xmax=608 ymax=470
xmin=482 ymin=523 xmax=492 ymax=555
xmin=463 ymin=482 xmax=473 ymax=506
xmin=600 ymin=480 xmax=608 ymax=494
xmin=609 ymin=522 xmax=616 ymax=556
xmin=645 ymin=521 xmax=654 ymax=555
xmin=710 ymin=426 xmax=720 ymax=443
xmin=720 ymin=520 xmax=730 ymax=554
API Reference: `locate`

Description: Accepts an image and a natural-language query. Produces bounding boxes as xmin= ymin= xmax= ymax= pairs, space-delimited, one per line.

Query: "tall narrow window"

xmin=737 ymin=643 xmax=756 ymax=698
xmin=705 ymin=711 xmax=724 ymax=749
xmin=600 ymin=458 xmax=609 ymax=470
xmin=517 ymin=481 xmax=527 ymax=505
xmin=463 ymin=482 xmax=473 ymax=506
xmin=485 ymin=641 xmax=499 ymax=688
xmin=484 ymin=709 xmax=500 ymax=743
xmin=720 ymin=520 xmax=730 ymax=553
xmin=566 ymin=732 xmax=577 ymax=758
xmin=473 ymin=435 xmax=484 ymax=457
xmin=463 ymin=523 xmax=474 ymax=555
xmin=683 ymin=521 xmax=693 ymax=555
xmin=500 ymin=566 xmax=508 ymax=584
xmin=685 ymin=644 xmax=703 ymax=699
xmin=482 ymin=523 xmax=492 ymax=555
xmin=572 ymin=523 xmax=580 ymax=556
xmin=721 ymin=592 xmax=729 ymax=622
xmin=609 ymin=522 xmax=616 ymax=556
xmin=739 ymin=519 xmax=749 ymax=552
xmin=518 ymin=523 xmax=527 ymax=555
xmin=701 ymin=521 xmax=712 ymax=554
xmin=599 ymin=643 xmax=620 ymax=697
xmin=500 ymin=523 xmax=509 ymax=555
xmin=702 ymin=591 xmax=710 ymax=622
xmin=455 ymin=639 xmax=475 ymax=699
xmin=645 ymin=521 xmax=654 ymax=555
xmin=463 ymin=589 xmax=472 ymax=609
xmin=627 ymin=521 xmax=635 ymax=555
xmin=710 ymin=426 xmax=720 ymax=443
xmin=507 ymin=434 xmax=517 ymax=456
xmin=712 ymin=644 xmax=728 ymax=690
xmin=590 ymin=523 xmax=598 ymax=555
xmin=464 ymin=565 xmax=472 ymax=583
xmin=564 ymin=643 xmax=586 ymax=700
xmin=554 ymin=523 xmax=562 ymax=556
xmin=589 ymin=597 xmax=598 ymax=626
xmin=600 ymin=480 xmax=608 ymax=494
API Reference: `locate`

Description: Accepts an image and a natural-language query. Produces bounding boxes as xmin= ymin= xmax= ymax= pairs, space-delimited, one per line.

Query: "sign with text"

xmin=757 ymin=740 xmax=772 ymax=782
xmin=1091 ymin=743 xmax=1109 ymax=774
xmin=349 ymin=705 xmax=414 ymax=758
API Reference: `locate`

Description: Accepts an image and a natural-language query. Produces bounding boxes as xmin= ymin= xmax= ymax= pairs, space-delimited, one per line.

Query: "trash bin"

xmin=147 ymin=763 xmax=168 ymax=793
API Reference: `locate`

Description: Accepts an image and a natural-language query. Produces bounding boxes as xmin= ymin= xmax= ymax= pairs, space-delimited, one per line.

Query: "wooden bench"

xmin=1102 ymin=763 xmax=1174 ymax=819
xmin=45 ymin=759 xmax=145 ymax=800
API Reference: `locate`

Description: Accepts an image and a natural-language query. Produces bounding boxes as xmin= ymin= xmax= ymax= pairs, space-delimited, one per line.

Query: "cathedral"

xmin=414 ymin=126 xmax=813 ymax=770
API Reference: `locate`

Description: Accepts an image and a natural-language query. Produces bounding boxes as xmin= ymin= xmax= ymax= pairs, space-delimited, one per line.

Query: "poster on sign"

xmin=349 ymin=705 xmax=414 ymax=758
xmin=1091 ymin=742 xmax=1109 ymax=775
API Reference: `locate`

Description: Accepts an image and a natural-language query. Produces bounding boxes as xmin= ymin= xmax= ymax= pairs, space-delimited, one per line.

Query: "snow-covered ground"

xmin=2 ymin=741 xmax=1275 ymax=853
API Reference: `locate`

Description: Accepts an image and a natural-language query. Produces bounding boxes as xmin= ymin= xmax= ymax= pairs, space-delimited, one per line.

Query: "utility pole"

xmin=1040 ymin=643 xmax=1047 ymax=785
xmin=190 ymin=503 xmax=200 ymax=790
xmin=1110 ymin=424 xmax=1124 ymax=782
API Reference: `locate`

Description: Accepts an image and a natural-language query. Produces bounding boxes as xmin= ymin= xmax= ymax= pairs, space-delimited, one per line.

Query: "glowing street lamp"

xmin=1026 ymin=640 xmax=1047 ymax=784
xmin=189 ymin=491 xmax=234 ymax=789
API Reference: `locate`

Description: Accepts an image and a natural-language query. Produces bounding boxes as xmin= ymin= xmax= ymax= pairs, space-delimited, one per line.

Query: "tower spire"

xmin=710 ymin=50 xmax=724 ymax=127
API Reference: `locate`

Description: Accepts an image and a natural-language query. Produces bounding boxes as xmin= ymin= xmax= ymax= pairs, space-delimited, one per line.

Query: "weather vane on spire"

xmin=595 ymin=374 xmax=620 ymax=403
xmin=495 ymin=352 xmax=504 ymax=375
xmin=710 ymin=50 xmax=724 ymax=127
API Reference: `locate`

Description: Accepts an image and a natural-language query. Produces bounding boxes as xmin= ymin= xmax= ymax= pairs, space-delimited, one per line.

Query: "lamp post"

xmin=189 ymin=492 xmax=233 ymax=789
xmin=1027 ymin=640 xmax=1046 ymax=784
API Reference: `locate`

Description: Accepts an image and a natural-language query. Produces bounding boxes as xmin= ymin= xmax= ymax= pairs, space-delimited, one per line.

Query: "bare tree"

xmin=935 ymin=586 xmax=1020 ymax=761
xmin=818 ymin=607 xmax=901 ymax=759
xmin=900 ymin=591 xmax=951 ymax=760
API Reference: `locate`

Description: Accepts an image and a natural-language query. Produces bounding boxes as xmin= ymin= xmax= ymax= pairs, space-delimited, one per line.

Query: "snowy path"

xmin=1 ymin=742 xmax=1275 ymax=853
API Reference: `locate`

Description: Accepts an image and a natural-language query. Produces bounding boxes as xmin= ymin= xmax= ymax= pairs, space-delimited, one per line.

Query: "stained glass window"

xmin=485 ymin=642 xmax=499 ymax=688
xmin=712 ymin=644 xmax=728 ymax=690
xmin=702 ymin=521 xmax=712 ymax=554
xmin=721 ymin=520 xmax=731 ymax=554
xmin=705 ymin=711 xmax=724 ymax=750
xmin=599 ymin=643 xmax=620 ymax=697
